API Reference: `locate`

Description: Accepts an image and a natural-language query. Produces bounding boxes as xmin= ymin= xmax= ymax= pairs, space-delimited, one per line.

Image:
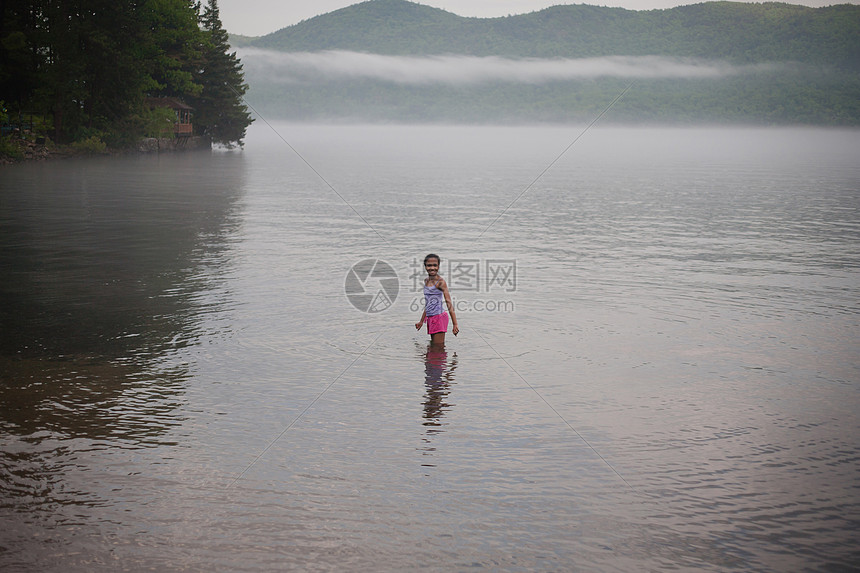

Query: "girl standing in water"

xmin=415 ymin=253 xmax=459 ymax=345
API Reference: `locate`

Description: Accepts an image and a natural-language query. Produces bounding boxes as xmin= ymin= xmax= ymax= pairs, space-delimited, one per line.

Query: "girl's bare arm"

xmin=440 ymin=279 xmax=459 ymax=336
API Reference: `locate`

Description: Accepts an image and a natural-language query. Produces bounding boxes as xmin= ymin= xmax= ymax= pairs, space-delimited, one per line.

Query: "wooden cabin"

xmin=146 ymin=97 xmax=193 ymax=137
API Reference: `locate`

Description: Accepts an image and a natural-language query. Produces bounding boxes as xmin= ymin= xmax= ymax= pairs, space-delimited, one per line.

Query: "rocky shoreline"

xmin=1 ymin=135 xmax=211 ymax=166
xmin=135 ymin=136 xmax=211 ymax=154
xmin=0 ymin=138 xmax=59 ymax=164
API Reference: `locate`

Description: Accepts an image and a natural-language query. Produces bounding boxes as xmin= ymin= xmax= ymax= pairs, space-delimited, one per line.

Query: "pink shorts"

xmin=426 ymin=312 xmax=449 ymax=335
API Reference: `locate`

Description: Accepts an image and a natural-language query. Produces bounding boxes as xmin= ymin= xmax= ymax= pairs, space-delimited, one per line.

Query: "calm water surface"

xmin=1 ymin=125 xmax=859 ymax=571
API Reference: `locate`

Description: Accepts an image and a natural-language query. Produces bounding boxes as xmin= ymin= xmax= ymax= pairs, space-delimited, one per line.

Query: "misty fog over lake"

xmin=1 ymin=123 xmax=858 ymax=571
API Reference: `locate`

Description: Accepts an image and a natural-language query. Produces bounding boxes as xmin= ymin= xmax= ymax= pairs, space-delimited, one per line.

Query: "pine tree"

xmin=194 ymin=0 xmax=253 ymax=147
xmin=29 ymin=0 xmax=156 ymax=142
xmin=141 ymin=0 xmax=205 ymax=100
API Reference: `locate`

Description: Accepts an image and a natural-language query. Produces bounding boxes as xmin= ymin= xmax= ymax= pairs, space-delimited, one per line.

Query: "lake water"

xmin=1 ymin=124 xmax=859 ymax=571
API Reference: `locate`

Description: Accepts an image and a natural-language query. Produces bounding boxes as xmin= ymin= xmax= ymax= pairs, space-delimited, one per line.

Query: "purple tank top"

xmin=423 ymin=283 xmax=444 ymax=316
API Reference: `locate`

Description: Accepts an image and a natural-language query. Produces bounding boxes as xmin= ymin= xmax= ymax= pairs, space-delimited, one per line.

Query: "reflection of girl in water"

xmin=424 ymin=344 xmax=448 ymax=386
xmin=422 ymin=343 xmax=457 ymax=428
xmin=414 ymin=254 xmax=459 ymax=346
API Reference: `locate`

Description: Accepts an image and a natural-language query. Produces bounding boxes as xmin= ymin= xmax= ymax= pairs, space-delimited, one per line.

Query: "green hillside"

xmin=241 ymin=0 xmax=860 ymax=124
xmin=252 ymin=0 xmax=860 ymax=68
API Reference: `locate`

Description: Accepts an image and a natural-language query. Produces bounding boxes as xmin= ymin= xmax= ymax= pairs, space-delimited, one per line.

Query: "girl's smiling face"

xmin=424 ymin=258 xmax=439 ymax=276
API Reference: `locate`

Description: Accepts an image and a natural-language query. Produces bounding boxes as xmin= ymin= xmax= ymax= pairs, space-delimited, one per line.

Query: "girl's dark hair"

xmin=424 ymin=253 xmax=440 ymax=265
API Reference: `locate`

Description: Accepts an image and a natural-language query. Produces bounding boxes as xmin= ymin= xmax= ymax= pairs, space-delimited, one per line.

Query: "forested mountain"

xmin=252 ymin=0 xmax=859 ymax=69
xmin=240 ymin=0 xmax=860 ymax=124
xmin=0 ymin=0 xmax=252 ymax=149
